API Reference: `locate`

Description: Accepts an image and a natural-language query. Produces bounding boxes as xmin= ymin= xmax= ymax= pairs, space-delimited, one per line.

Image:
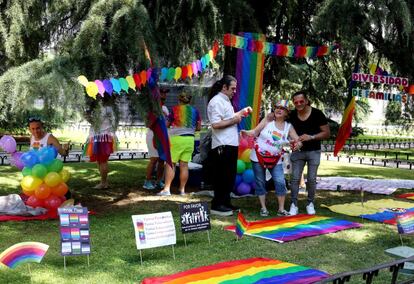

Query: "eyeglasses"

xmin=293 ymin=100 xmax=305 ymax=105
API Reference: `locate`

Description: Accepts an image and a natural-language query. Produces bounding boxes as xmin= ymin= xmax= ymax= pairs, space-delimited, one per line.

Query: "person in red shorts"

xmin=84 ymin=99 xmax=118 ymax=189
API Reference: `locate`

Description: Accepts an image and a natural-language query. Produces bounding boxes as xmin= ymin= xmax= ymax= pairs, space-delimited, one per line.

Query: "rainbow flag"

xmin=0 ymin=242 xmax=49 ymax=269
xmin=148 ymin=112 xmax=172 ymax=168
xmin=235 ymin=212 xmax=249 ymax=239
xmin=225 ymin=215 xmax=361 ymax=243
xmin=397 ymin=211 xmax=414 ymax=234
xmin=397 ymin=193 xmax=414 ymax=200
xmin=360 ymin=207 xmax=414 ymax=225
xmin=141 ymin=257 xmax=329 ymax=284
xmin=233 ymin=32 xmax=264 ymax=130
xmin=169 ymin=105 xmax=201 ymax=129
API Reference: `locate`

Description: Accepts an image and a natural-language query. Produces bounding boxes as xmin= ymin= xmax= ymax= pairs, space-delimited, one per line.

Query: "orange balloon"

xmin=23 ymin=188 xmax=35 ymax=196
xmin=35 ymin=183 xmax=52 ymax=200
xmin=52 ymin=182 xmax=69 ymax=197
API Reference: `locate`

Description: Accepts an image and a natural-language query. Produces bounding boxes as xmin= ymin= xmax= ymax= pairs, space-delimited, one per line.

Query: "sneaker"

xmin=260 ymin=208 xmax=269 ymax=217
xmin=211 ymin=205 xmax=233 ymax=217
xmin=143 ymin=180 xmax=156 ymax=190
xmin=157 ymin=190 xmax=171 ymax=196
xmin=156 ymin=181 xmax=165 ymax=190
xmin=289 ymin=203 xmax=299 ymax=216
xmin=277 ymin=210 xmax=290 ymax=216
xmin=306 ymin=202 xmax=316 ymax=215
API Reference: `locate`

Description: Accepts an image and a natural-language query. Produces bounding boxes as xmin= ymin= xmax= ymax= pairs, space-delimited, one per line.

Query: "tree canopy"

xmin=0 ymin=0 xmax=413 ymax=132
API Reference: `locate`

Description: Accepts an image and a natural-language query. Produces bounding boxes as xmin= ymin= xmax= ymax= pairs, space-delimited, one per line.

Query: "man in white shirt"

xmin=207 ymin=75 xmax=250 ymax=217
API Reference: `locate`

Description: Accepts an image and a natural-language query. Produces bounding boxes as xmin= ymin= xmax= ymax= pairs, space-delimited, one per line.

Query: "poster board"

xmin=179 ymin=202 xmax=210 ymax=234
xmin=58 ymin=207 xmax=91 ymax=256
xmin=132 ymin=212 xmax=176 ymax=250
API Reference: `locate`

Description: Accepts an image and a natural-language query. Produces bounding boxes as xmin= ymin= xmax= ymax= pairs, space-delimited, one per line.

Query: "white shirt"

xmin=250 ymin=121 xmax=291 ymax=164
xmin=207 ymin=92 xmax=239 ymax=149
xmin=30 ymin=133 xmax=51 ymax=151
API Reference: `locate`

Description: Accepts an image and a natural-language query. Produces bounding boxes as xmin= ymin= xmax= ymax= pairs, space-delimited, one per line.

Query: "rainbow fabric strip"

xmin=225 ymin=215 xmax=361 ymax=243
xmin=141 ymin=257 xmax=329 ymax=284
xmin=233 ymin=32 xmax=264 ymax=130
xmin=169 ymin=105 xmax=201 ymax=129
xmin=235 ymin=212 xmax=249 ymax=239
xmin=397 ymin=211 xmax=414 ymax=234
xmin=224 ymin=34 xmax=339 ymax=58
xmin=397 ymin=193 xmax=414 ymax=200
xmin=0 ymin=242 xmax=49 ymax=269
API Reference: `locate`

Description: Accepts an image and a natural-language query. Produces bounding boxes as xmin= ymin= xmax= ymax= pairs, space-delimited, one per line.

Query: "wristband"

xmin=310 ymin=135 xmax=315 ymax=140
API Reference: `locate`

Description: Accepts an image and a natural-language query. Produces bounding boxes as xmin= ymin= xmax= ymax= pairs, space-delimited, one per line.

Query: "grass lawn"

xmin=1 ymin=159 xmax=414 ymax=283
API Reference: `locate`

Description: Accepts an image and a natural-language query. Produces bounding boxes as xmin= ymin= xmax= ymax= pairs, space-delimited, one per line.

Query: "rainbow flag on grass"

xmin=235 ymin=212 xmax=249 ymax=239
xmin=397 ymin=211 xmax=414 ymax=234
xmin=225 ymin=215 xmax=361 ymax=243
xmin=141 ymin=257 xmax=329 ymax=284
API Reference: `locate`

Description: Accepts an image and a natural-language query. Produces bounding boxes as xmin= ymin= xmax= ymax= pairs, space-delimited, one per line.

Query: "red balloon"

xmin=26 ymin=196 xmax=44 ymax=208
xmin=44 ymin=195 xmax=62 ymax=210
xmin=59 ymin=196 xmax=67 ymax=203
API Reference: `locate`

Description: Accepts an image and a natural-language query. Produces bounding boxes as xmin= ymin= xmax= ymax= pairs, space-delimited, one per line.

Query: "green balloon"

xmin=245 ymin=162 xmax=252 ymax=169
xmin=47 ymin=159 xmax=63 ymax=173
xmin=32 ymin=164 xmax=48 ymax=178
xmin=22 ymin=167 xmax=32 ymax=177
xmin=236 ymin=159 xmax=246 ymax=174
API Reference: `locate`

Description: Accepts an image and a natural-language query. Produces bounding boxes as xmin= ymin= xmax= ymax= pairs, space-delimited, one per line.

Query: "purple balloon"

xmin=11 ymin=151 xmax=24 ymax=170
xmin=1 ymin=135 xmax=16 ymax=153
xmin=103 ymin=79 xmax=113 ymax=95
xmin=237 ymin=182 xmax=251 ymax=196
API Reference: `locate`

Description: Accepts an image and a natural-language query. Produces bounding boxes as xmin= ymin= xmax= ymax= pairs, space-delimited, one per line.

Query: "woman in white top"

xmin=241 ymin=100 xmax=301 ymax=217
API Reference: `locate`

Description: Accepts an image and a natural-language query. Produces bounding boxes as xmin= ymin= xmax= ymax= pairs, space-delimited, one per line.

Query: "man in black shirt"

xmin=288 ymin=91 xmax=330 ymax=215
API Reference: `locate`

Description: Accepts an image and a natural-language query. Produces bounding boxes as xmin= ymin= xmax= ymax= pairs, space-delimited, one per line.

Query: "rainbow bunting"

xmin=223 ymin=33 xmax=339 ymax=58
xmin=225 ymin=215 xmax=361 ymax=243
xmin=397 ymin=211 xmax=414 ymax=234
xmin=233 ymin=32 xmax=264 ymax=130
xmin=235 ymin=212 xmax=249 ymax=239
xmin=141 ymin=257 xmax=329 ymax=284
xmin=0 ymin=242 xmax=49 ymax=269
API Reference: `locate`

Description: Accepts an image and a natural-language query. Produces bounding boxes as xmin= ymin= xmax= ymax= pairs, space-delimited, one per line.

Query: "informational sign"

xmin=58 ymin=207 xmax=91 ymax=256
xmin=179 ymin=202 xmax=210 ymax=234
xmin=132 ymin=212 xmax=176 ymax=250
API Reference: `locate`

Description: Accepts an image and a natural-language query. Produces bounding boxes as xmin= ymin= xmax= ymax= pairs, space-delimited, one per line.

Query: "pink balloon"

xmin=11 ymin=151 xmax=24 ymax=170
xmin=95 ymin=80 xmax=105 ymax=97
xmin=1 ymin=135 xmax=16 ymax=153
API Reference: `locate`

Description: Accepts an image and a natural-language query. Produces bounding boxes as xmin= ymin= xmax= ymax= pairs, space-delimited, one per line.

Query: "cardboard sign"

xmin=58 ymin=207 xmax=91 ymax=256
xmin=179 ymin=202 xmax=210 ymax=234
xmin=132 ymin=212 xmax=176 ymax=250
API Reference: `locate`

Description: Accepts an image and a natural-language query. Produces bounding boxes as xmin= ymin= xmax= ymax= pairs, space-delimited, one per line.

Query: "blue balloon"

xmin=237 ymin=182 xmax=251 ymax=196
xmin=235 ymin=174 xmax=243 ymax=187
xmin=242 ymin=169 xmax=255 ymax=184
xmin=37 ymin=146 xmax=57 ymax=164
xmin=20 ymin=150 xmax=40 ymax=168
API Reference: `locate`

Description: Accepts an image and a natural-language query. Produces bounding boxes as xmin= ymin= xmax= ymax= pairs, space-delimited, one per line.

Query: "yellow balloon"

xmin=126 ymin=75 xmax=136 ymax=91
xmin=21 ymin=175 xmax=43 ymax=192
xmin=86 ymin=82 xmax=98 ymax=99
xmin=174 ymin=67 xmax=182 ymax=81
xmin=59 ymin=168 xmax=71 ymax=183
xmin=240 ymin=149 xmax=251 ymax=163
xmin=77 ymin=75 xmax=89 ymax=87
xmin=44 ymin=172 xmax=62 ymax=187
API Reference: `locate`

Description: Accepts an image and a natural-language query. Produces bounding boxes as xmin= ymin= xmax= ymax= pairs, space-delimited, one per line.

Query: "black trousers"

xmin=210 ymin=145 xmax=238 ymax=208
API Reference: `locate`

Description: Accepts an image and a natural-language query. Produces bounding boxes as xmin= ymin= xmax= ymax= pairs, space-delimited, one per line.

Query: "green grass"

xmin=1 ymin=160 xmax=414 ymax=283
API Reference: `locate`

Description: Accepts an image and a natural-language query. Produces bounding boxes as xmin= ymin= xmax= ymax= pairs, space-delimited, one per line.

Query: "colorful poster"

xmin=58 ymin=207 xmax=91 ymax=256
xmin=179 ymin=202 xmax=210 ymax=234
xmin=132 ymin=212 xmax=176 ymax=250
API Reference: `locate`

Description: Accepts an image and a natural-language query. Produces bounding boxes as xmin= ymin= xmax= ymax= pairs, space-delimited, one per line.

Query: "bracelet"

xmin=310 ymin=135 xmax=315 ymax=140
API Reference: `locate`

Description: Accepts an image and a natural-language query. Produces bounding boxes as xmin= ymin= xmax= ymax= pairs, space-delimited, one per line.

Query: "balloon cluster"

xmin=234 ymin=136 xmax=255 ymax=196
xmin=0 ymin=135 xmax=70 ymax=212
xmin=80 ymin=41 xmax=220 ymax=99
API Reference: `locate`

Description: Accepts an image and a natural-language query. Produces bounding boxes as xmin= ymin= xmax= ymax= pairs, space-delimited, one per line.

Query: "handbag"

xmin=254 ymin=145 xmax=283 ymax=169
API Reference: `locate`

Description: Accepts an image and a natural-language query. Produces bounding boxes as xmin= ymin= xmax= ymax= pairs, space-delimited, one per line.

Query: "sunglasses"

xmin=293 ymin=99 xmax=306 ymax=105
xmin=274 ymin=106 xmax=287 ymax=111
xmin=28 ymin=117 xmax=42 ymax=123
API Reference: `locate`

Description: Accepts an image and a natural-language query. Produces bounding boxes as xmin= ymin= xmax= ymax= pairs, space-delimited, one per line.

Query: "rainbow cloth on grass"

xmin=141 ymin=257 xmax=329 ymax=284
xmin=225 ymin=214 xmax=361 ymax=243
xmin=0 ymin=242 xmax=49 ymax=269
